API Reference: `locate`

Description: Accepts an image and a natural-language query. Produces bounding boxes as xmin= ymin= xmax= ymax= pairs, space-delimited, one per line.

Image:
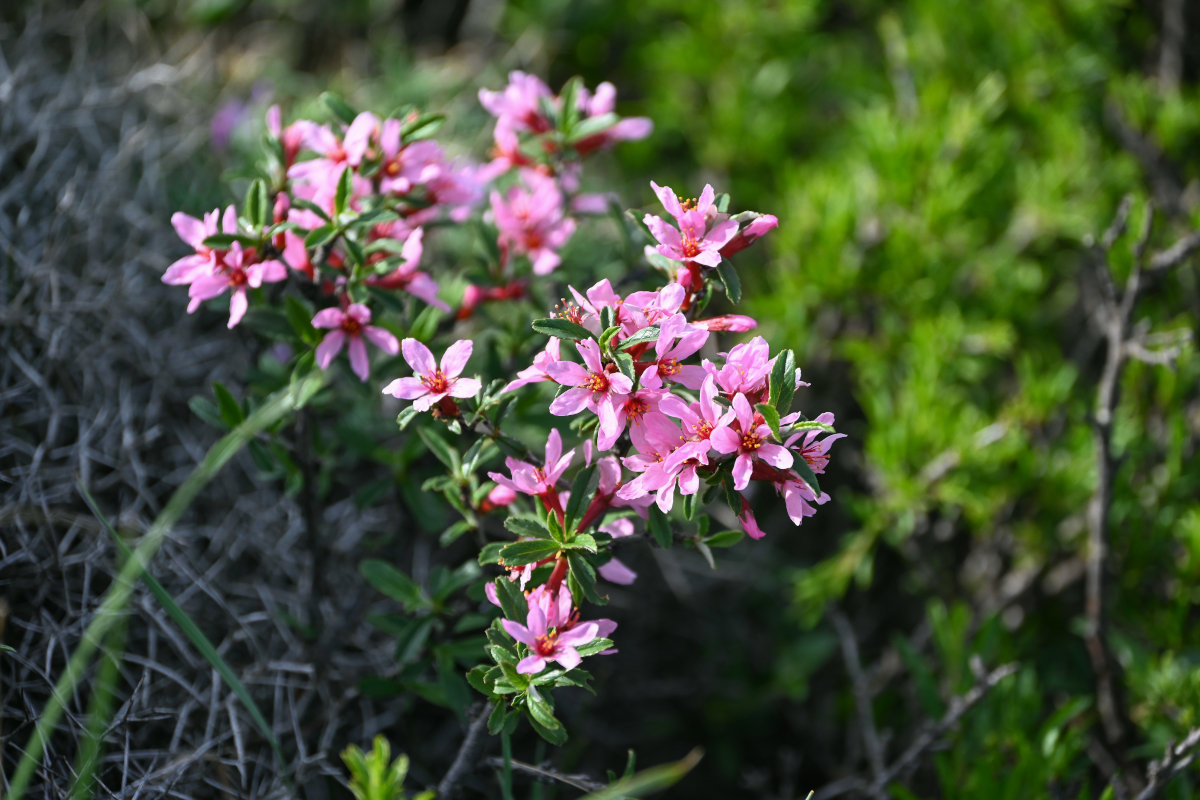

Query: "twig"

xmin=830 ymin=609 xmax=886 ymax=785
xmin=435 ymin=703 xmax=493 ymax=799
xmin=1134 ymin=727 xmax=1200 ymax=800
xmin=1158 ymin=0 xmax=1184 ymax=94
xmin=481 ymin=756 xmax=607 ymax=792
xmin=1082 ymin=201 xmax=1153 ymax=760
xmin=1147 ymin=230 xmax=1200 ymax=277
xmin=815 ymin=663 xmax=1018 ymax=799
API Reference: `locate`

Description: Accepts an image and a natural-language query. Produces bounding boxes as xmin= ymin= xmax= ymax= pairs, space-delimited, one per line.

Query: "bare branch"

xmin=1134 ymin=728 xmax=1200 ymax=800
xmin=830 ymin=609 xmax=886 ymax=785
xmin=436 ymin=703 xmax=494 ymax=799
xmin=482 ymin=756 xmax=607 ymax=792
xmin=1148 ymin=230 xmax=1200 ymax=277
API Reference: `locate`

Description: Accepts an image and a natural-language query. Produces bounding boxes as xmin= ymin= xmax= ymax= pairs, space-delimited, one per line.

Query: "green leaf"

xmin=504 ymin=516 xmax=553 ymax=540
xmin=532 ymin=318 xmax=595 ymax=341
xmin=614 ymin=352 xmax=636 ymax=384
xmin=598 ymin=325 xmax=622 ymax=350
xmin=201 ymin=232 xmax=257 ymax=249
xmin=703 ymin=530 xmax=744 ymax=548
xmin=283 ymin=296 xmax=316 ymax=344
xmin=304 ymin=224 xmax=338 ymax=250
xmin=402 ymin=113 xmax=446 ymax=142
xmin=792 ymin=456 xmax=822 ymax=497
xmin=577 ymin=749 xmax=703 ymax=800
xmin=716 ymin=259 xmax=742 ymax=303
xmin=790 ymin=419 xmax=836 ymax=433
xmin=478 ymin=542 xmax=505 ymax=566
xmin=558 ymin=76 xmax=584 ymax=133
xmin=211 ymin=382 xmax=243 ymax=428
xmin=292 ymin=198 xmax=331 ymax=222
xmin=772 ymin=348 xmax=797 ymax=416
xmin=396 ymin=405 xmax=420 ymax=432
xmin=564 ymin=465 xmax=597 ymax=531
xmin=493 ymin=580 xmax=528 ymax=624
xmin=321 ymin=91 xmax=357 ymax=126
xmin=694 ymin=540 xmax=716 ymax=570
xmin=360 ymin=559 xmax=429 ymax=611
xmin=499 ymin=540 xmax=561 ymax=567
xmin=334 ymin=166 xmax=353 ymax=217
xmin=617 ymin=325 xmax=661 ymax=350
xmin=417 ymin=427 xmax=460 ymax=473
xmin=244 ymin=179 xmax=271 ymax=229
xmin=566 ymin=551 xmax=603 ymax=605
xmin=648 ymin=505 xmax=672 ymax=549
xmin=567 ymin=112 xmax=619 ymax=144
xmin=567 ymin=533 xmax=598 ymax=553
xmin=188 ymin=396 xmax=226 ymax=429
xmin=755 ymin=403 xmax=781 ymax=441
xmin=525 ymin=687 xmax=568 ymax=745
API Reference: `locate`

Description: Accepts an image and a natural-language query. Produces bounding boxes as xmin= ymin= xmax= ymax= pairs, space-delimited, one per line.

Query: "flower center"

xmin=584 ymin=372 xmax=610 ymax=393
xmin=534 ymin=629 xmax=559 ymax=656
xmin=552 ymin=299 xmax=586 ymax=326
xmin=342 ymin=316 xmax=362 ymax=336
xmin=659 ymin=357 xmax=681 ymax=377
xmin=228 ymin=269 xmax=247 ymax=287
xmin=680 ymin=234 xmax=701 ymax=259
xmin=421 ymin=369 xmax=450 ymax=394
xmin=693 ymin=419 xmax=714 ymax=439
xmin=741 ymin=431 xmax=763 ymax=451
xmin=680 ymin=196 xmax=698 ymax=211
xmin=624 ymin=395 xmax=649 ymax=421
xmin=385 ymin=160 xmax=401 ymax=176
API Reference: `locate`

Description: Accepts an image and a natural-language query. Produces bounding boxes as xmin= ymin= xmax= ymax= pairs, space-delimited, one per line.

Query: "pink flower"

xmin=312 ymin=303 xmax=400 ymax=382
xmin=490 ymin=170 xmax=576 ymax=275
xmin=363 ymin=229 xmax=450 ymax=311
xmin=738 ymin=497 xmax=767 ymax=540
xmin=185 ymin=241 xmax=287 ymax=329
xmin=382 ymin=339 xmax=481 ymax=411
xmin=617 ymin=412 xmax=685 ymax=512
xmin=163 ymin=206 xmax=236 ymax=287
xmin=643 ymin=182 xmax=739 ymax=267
xmin=660 ymin=375 xmax=730 ymax=475
xmin=783 ymin=412 xmax=846 ymax=477
xmin=502 ymin=589 xmax=602 ymax=674
xmin=719 ymin=213 xmax=779 ymax=258
xmin=639 ymin=313 xmax=709 ymax=390
xmin=710 ymin=393 xmax=793 ymax=491
xmin=488 ymin=428 xmax=575 ymax=498
xmin=547 ymin=339 xmax=634 ymax=448
xmin=597 ymin=517 xmax=638 ymax=585
xmin=691 ymin=314 xmax=758 ymax=332
xmin=502 ymin=338 xmax=561 ymax=393
xmin=478 ymin=71 xmax=555 ymax=134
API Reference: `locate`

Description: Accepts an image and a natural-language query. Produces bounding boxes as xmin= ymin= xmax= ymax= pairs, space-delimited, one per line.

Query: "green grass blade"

xmin=7 ymin=370 xmax=324 ymax=800
xmin=82 ymin=484 xmax=292 ymax=785
xmin=69 ymin=580 xmax=128 ymax=800
xmin=576 ymin=749 xmax=703 ymax=800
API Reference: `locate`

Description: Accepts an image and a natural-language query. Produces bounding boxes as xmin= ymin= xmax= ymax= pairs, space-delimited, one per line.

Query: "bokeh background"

xmin=3 ymin=0 xmax=1199 ymax=797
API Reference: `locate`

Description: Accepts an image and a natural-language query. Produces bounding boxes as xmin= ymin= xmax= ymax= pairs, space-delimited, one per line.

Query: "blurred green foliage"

xmin=495 ymin=0 xmax=1200 ymax=795
xmin=102 ymin=0 xmax=1200 ymax=793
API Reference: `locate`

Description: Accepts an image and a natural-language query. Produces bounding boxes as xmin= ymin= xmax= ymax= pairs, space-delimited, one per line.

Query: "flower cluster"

xmin=164 ymin=76 xmax=840 ymax=742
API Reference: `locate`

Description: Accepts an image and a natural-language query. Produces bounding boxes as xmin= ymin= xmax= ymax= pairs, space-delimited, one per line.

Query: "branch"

xmin=482 ymin=756 xmax=607 ymax=792
xmin=1133 ymin=728 xmax=1200 ymax=800
xmin=870 ymin=662 xmax=1018 ymax=793
xmin=436 ymin=703 xmax=493 ymax=799
xmin=1148 ymin=229 xmax=1200 ymax=277
xmin=831 ymin=609 xmax=886 ymax=785
xmin=815 ymin=662 xmax=1018 ymax=799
